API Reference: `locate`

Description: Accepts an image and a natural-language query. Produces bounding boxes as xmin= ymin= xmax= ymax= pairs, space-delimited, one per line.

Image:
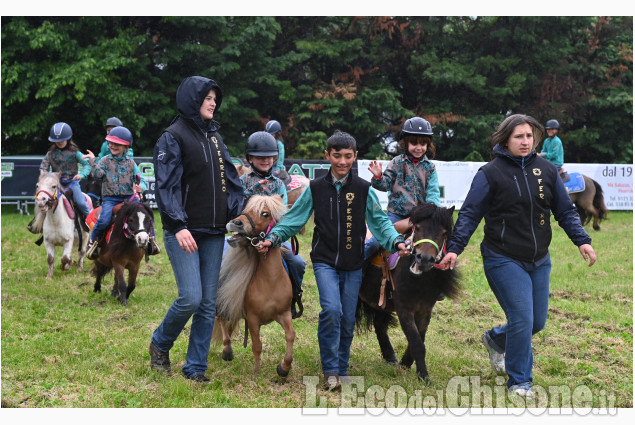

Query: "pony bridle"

xmin=409 ymin=227 xmax=448 ymax=268
xmin=241 ymin=212 xmax=276 ymax=248
xmin=122 ymin=208 xmax=152 ymax=240
xmin=34 ymin=187 xmax=60 ymax=210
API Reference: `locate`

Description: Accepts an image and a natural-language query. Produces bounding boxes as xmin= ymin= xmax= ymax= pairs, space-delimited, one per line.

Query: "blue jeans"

xmin=364 ymin=211 xmax=405 ymax=259
xmin=282 ymin=241 xmax=306 ymax=288
xmin=482 ymin=254 xmax=551 ymax=387
xmin=91 ymin=195 xmax=130 ymax=241
xmin=65 ymin=179 xmax=91 ymax=217
xmin=151 ymin=231 xmax=224 ymax=377
xmin=312 ymin=262 xmax=363 ymax=375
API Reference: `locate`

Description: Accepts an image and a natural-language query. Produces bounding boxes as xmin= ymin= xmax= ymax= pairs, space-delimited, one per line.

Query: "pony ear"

xmin=277 ymin=194 xmax=284 ymax=201
xmin=449 ymin=205 xmax=455 ymax=213
xmin=39 ymin=169 xmax=45 ymax=177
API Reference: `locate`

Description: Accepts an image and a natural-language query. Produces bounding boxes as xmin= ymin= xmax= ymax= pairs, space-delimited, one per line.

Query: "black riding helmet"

xmin=245 ymin=131 xmax=279 ymax=157
xmin=399 ymin=117 xmax=433 ymax=139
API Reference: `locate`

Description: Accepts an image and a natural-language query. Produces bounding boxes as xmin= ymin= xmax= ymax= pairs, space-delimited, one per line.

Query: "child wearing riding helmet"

xmin=539 ymin=119 xmax=564 ymax=172
xmin=39 ymin=122 xmax=93 ymax=220
xmin=238 ymin=131 xmax=306 ymax=291
xmin=265 ymin=120 xmax=288 ymax=180
xmin=98 ymin=117 xmax=134 ymax=159
xmin=364 ymin=116 xmax=441 ymax=261
xmin=83 ymin=126 xmax=159 ymax=259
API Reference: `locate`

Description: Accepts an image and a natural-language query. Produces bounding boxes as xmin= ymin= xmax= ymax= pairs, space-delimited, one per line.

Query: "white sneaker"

xmin=481 ymin=333 xmax=505 ymax=374
xmin=509 ymin=383 xmax=535 ymax=397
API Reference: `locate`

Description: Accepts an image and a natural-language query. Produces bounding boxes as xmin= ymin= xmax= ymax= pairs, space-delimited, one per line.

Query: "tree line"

xmin=1 ymin=16 xmax=632 ymax=164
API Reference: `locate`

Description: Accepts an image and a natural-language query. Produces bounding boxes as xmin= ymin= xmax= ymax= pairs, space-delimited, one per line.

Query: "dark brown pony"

xmin=567 ymin=174 xmax=609 ymax=230
xmin=357 ymin=203 xmax=460 ymax=383
xmin=90 ymin=201 xmax=154 ymax=306
xmin=212 ymin=195 xmax=295 ymax=377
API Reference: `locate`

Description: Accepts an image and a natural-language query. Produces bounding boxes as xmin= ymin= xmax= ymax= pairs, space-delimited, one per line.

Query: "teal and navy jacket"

xmin=40 ymin=146 xmax=90 ymax=184
xmin=265 ymin=171 xmax=404 ymax=270
xmin=371 ymin=154 xmax=440 ymax=216
xmin=88 ymin=152 xmax=146 ymax=198
xmin=540 ymin=135 xmax=564 ymax=169
xmin=241 ymin=169 xmax=287 ymax=206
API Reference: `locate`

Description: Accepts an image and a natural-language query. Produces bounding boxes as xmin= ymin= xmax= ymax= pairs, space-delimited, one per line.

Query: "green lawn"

xmin=1 ymin=206 xmax=632 ymax=411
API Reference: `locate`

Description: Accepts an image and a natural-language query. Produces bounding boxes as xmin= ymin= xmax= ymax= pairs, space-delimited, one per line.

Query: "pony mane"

xmin=244 ymin=194 xmax=288 ymax=222
xmin=216 ymin=243 xmax=260 ymax=326
xmin=409 ymin=202 xmax=454 ymax=238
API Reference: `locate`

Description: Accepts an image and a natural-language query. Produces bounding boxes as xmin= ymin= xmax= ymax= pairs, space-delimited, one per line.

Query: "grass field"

xmin=1 ymin=205 xmax=632 ymax=412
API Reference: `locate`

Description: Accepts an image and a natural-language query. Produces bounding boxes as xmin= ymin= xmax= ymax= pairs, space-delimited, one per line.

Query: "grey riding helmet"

xmin=246 ymin=131 xmax=279 ymax=157
xmin=545 ymin=119 xmax=560 ymax=130
xmin=265 ymin=120 xmax=282 ymax=135
xmin=105 ymin=117 xmax=123 ymax=128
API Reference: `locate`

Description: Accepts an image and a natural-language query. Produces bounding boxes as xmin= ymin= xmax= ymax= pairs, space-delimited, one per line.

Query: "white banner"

xmin=357 ymin=160 xmax=634 ymax=211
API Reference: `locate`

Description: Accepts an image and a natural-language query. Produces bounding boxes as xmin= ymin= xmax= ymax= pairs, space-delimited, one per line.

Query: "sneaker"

xmin=481 ymin=332 xmax=505 ymax=374
xmin=149 ymin=342 xmax=171 ymax=373
xmin=322 ymin=373 xmax=340 ymax=391
xmin=86 ymin=239 xmax=100 ymax=260
xmin=509 ymin=383 xmax=535 ymax=397
xmin=148 ymin=237 xmax=161 ymax=255
xmin=185 ymin=374 xmax=210 ymax=383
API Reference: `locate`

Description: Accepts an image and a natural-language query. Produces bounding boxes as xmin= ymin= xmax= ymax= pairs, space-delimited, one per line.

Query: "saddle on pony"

xmin=85 ymin=202 xmax=127 ymax=244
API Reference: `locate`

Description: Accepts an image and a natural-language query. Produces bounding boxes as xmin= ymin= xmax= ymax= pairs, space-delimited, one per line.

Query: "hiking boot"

xmin=86 ymin=239 xmax=100 ymax=260
xmin=185 ymin=374 xmax=210 ymax=383
xmin=148 ymin=237 xmax=161 ymax=255
xmin=481 ymin=332 xmax=505 ymax=374
xmin=322 ymin=373 xmax=340 ymax=391
xmin=149 ymin=342 xmax=171 ymax=373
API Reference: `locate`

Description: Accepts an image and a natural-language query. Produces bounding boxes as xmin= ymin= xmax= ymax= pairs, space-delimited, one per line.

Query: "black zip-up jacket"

xmin=448 ymin=145 xmax=591 ymax=263
xmin=309 ymin=173 xmax=370 ymax=270
xmin=153 ymin=76 xmax=244 ymax=234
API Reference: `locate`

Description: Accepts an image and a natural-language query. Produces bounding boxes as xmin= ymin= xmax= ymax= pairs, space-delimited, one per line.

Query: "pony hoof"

xmin=384 ymin=356 xmax=398 ymax=365
xmin=222 ymin=351 xmax=234 ymax=362
xmin=276 ymin=363 xmax=290 ymax=377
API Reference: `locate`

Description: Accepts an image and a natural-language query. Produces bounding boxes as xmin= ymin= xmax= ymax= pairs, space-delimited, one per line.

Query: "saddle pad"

xmin=86 ymin=206 xmax=101 ymax=232
xmin=286 ymin=175 xmax=304 ymax=191
xmin=63 ymin=197 xmax=76 ymax=220
xmin=563 ymin=172 xmax=585 ymax=194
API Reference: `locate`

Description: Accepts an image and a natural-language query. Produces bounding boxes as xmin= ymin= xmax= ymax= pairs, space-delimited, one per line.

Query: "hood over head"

xmin=175 ymin=76 xmax=223 ymax=130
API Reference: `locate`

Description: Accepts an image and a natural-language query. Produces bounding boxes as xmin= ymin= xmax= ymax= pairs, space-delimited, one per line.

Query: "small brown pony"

xmin=90 ymin=201 xmax=154 ymax=306
xmin=212 ymin=195 xmax=295 ymax=377
xmin=567 ymin=173 xmax=609 ymax=230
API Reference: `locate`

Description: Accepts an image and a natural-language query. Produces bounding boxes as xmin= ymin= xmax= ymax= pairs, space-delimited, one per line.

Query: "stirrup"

xmin=148 ymin=237 xmax=161 ymax=255
xmin=87 ymin=240 xmax=100 ymax=259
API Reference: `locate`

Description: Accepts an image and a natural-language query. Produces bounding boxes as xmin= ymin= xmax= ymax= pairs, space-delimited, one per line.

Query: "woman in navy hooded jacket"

xmin=439 ymin=114 xmax=596 ymax=397
xmin=149 ymin=76 xmax=244 ymax=382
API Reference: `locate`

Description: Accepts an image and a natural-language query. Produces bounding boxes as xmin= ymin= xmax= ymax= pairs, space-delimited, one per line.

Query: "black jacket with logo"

xmin=309 ymin=173 xmax=370 ymax=270
xmin=153 ymin=76 xmax=243 ymax=234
